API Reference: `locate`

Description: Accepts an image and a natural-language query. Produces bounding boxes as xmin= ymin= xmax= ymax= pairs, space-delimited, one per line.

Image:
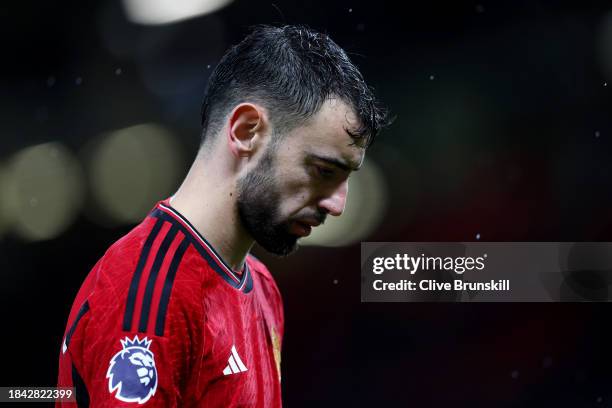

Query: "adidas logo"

xmin=222 ymin=345 xmax=248 ymax=376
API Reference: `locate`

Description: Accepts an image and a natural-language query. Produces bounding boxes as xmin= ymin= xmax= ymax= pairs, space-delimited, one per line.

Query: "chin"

xmin=257 ymin=237 xmax=299 ymax=257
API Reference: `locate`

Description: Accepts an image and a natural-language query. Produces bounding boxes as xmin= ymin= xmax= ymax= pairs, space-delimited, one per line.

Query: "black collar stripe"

xmin=150 ymin=205 xmax=253 ymax=294
xmin=158 ymin=203 xmax=242 ymax=282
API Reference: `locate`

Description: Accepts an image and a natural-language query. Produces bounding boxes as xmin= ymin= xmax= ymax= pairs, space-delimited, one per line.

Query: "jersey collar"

xmin=150 ymin=199 xmax=253 ymax=294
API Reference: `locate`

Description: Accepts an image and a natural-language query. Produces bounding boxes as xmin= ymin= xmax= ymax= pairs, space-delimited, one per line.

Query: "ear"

xmin=227 ymin=103 xmax=268 ymax=158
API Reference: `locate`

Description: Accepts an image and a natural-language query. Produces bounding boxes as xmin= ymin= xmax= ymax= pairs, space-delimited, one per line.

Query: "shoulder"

xmin=98 ymin=216 xmax=162 ymax=275
xmin=87 ymin=216 xmax=204 ymax=334
xmin=246 ymin=254 xmax=278 ymax=291
xmin=96 ymin=215 xmax=202 ymax=286
xmin=246 ymin=254 xmax=283 ymax=323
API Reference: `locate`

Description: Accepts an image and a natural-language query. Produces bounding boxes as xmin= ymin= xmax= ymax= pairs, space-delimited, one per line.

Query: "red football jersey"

xmin=57 ymin=199 xmax=284 ymax=407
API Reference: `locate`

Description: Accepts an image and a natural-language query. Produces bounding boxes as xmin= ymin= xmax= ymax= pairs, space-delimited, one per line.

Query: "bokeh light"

xmin=3 ymin=143 xmax=84 ymax=241
xmin=0 ymin=164 xmax=11 ymax=238
xmin=122 ymin=0 xmax=234 ymax=25
xmin=87 ymin=123 xmax=185 ymax=225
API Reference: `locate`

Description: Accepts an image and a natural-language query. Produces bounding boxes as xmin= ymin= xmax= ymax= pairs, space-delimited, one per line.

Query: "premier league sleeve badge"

xmin=106 ymin=336 xmax=158 ymax=404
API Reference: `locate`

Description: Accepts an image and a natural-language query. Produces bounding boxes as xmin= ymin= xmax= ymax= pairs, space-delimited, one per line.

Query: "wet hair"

xmin=200 ymin=24 xmax=391 ymax=149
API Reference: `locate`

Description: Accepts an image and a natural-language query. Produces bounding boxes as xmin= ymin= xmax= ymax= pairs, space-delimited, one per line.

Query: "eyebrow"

xmin=309 ymin=153 xmax=361 ymax=172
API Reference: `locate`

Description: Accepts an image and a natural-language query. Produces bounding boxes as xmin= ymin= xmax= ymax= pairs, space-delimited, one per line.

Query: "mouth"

xmin=290 ymin=221 xmax=314 ymax=237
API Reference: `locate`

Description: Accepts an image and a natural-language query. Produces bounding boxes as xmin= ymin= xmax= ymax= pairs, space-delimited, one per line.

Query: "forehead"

xmin=284 ymin=98 xmax=365 ymax=168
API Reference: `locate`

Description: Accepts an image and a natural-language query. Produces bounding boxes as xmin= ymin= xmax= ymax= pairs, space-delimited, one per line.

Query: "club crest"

xmin=270 ymin=327 xmax=281 ymax=382
xmin=106 ymin=336 xmax=158 ymax=404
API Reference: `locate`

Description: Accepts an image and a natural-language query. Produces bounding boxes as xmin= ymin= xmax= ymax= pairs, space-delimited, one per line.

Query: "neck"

xmin=169 ymin=152 xmax=253 ymax=272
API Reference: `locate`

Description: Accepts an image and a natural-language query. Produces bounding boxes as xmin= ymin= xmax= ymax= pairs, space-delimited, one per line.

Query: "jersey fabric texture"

xmin=57 ymin=199 xmax=284 ymax=407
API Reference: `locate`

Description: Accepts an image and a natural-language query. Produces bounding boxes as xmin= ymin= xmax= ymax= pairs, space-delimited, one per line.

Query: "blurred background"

xmin=2 ymin=0 xmax=612 ymax=406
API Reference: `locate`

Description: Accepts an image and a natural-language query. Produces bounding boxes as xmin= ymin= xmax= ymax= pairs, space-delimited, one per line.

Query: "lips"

xmin=297 ymin=218 xmax=321 ymax=228
xmin=290 ymin=215 xmax=324 ymax=237
xmin=291 ymin=221 xmax=314 ymax=237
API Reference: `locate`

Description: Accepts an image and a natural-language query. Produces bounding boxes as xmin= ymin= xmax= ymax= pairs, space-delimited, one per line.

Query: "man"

xmin=57 ymin=24 xmax=389 ymax=407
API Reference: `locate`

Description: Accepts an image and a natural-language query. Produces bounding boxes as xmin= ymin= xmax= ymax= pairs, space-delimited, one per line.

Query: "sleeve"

xmin=255 ymin=258 xmax=284 ymax=340
xmin=247 ymin=255 xmax=285 ymax=375
xmin=56 ymin=300 xmax=92 ymax=408
xmin=57 ymin=245 xmax=203 ymax=407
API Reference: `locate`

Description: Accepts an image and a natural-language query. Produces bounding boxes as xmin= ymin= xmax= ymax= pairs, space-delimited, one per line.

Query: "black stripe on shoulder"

xmin=72 ymin=363 xmax=90 ymax=408
xmin=151 ymin=208 xmax=253 ymax=293
xmin=155 ymin=236 xmax=190 ymax=336
xmin=138 ymin=225 xmax=179 ymax=333
xmin=151 ymin=209 xmax=234 ymax=284
xmin=123 ymin=218 xmax=164 ymax=331
xmin=65 ymin=301 xmax=90 ymax=350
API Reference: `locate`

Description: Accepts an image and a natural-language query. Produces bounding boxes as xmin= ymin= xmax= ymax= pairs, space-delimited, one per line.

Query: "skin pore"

xmin=170 ymin=97 xmax=365 ymax=272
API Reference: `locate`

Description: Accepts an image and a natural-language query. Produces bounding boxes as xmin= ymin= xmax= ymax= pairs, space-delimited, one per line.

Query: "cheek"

xmin=275 ymin=175 xmax=313 ymax=216
xmin=277 ymin=189 xmax=309 ymax=217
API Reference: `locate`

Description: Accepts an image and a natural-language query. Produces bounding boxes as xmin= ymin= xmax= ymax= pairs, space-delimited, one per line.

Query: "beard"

xmin=236 ymin=144 xmax=300 ymax=256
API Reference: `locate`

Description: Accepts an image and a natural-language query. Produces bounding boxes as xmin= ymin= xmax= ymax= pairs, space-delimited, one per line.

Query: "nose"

xmin=317 ymin=180 xmax=348 ymax=217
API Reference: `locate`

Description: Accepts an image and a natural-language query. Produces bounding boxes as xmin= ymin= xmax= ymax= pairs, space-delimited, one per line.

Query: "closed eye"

xmin=312 ymin=164 xmax=337 ymax=180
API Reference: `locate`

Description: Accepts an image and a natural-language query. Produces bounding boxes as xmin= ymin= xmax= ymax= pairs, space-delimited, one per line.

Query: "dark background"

xmin=2 ymin=0 xmax=612 ymax=406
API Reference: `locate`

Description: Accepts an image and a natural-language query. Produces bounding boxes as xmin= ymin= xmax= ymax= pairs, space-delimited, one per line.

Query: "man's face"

xmin=237 ymin=98 xmax=365 ymax=255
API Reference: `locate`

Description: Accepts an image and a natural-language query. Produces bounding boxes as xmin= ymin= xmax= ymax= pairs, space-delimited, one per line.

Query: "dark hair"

xmin=200 ymin=24 xmax=391 ymax=148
